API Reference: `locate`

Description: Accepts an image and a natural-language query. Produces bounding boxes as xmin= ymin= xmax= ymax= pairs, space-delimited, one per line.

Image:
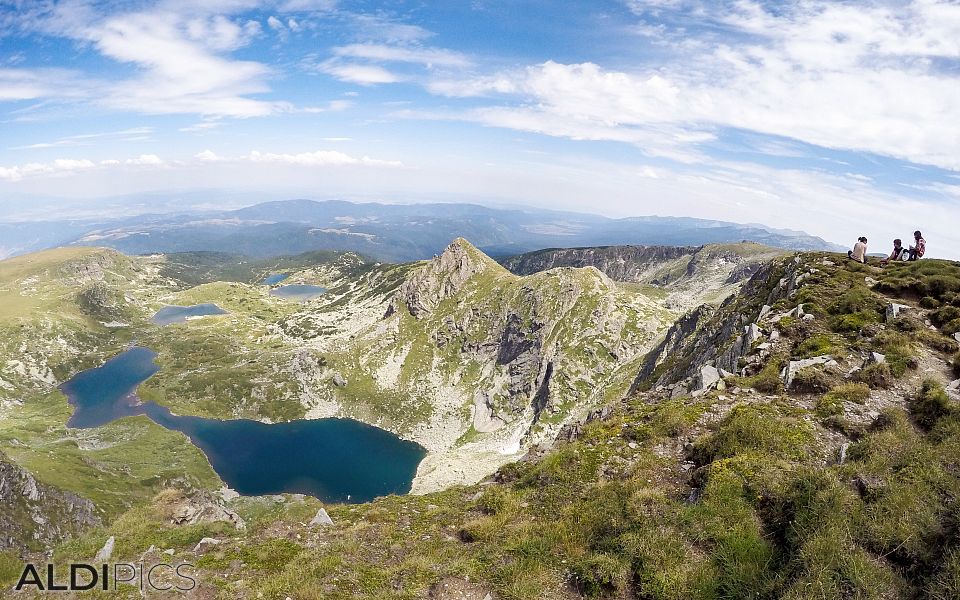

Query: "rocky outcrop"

xmin=393 ymin=238 xmax=501 ymax=318
xmin=165 ymin=490 xmax=245 ymax=530
xmin=0 ymin=452 xmax=101 ymax=553
xmin=631 ymin=255 xmax=798 ymax=393
xmin=501 ymin=242 xmax=785 ymax=314
xmin=501 ymin=245 xmax=699 ymax=282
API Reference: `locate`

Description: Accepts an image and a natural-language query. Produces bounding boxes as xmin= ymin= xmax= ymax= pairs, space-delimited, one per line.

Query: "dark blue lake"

xmin=152 ymin=304 xmax=228 ymax=326
xmin=269 ymin=284 xmax=327 ymax=301
xmin=262 ymin=273 xmax=290 ymax=285
xmin=60 ymin=347 xmax=426 ymax=502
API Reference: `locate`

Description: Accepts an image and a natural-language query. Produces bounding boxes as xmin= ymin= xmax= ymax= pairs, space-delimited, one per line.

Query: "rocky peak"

xmin=394 ymin=238 xmax=508 ymax=318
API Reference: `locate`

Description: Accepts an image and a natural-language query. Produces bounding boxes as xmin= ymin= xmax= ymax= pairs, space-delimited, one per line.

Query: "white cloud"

xmin=195 ymin=149 xmax=221 ymax=161
xmin=5 ymin=3 xmax=286 ymax=118
xmin=0 ymin=148 xmax=401 ymax=183
xmin=267 ymin=15 xmax=285 ymax=30
xmin=0 ymin=158 xmax=97 ymax=182
xmin=300 ymin=99 xmax=352 ymax=113
xmin=0 ymin=67 xmax=92 ymax=101
xmin=332 ymin=43 xmax=471 ymax=68
xmin=425 ymin=1 xmax=960 ymax=171
xmin=125 ymin=154 xmax=164 ymax=166
xmin=319 ymin=62 xmax=402 ymax=85
xmin=246 ymin=150 xmax=402 ymax=167
xmin=351 ymin=14 xmax=432 ymax=43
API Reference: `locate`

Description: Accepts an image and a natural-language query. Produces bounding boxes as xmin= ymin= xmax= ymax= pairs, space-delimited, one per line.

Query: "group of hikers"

xmin=847 ymin=230 xmax=926 ymax=265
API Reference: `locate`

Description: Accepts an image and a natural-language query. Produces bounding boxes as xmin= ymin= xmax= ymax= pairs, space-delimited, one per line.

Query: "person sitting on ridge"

xmin=880 ymin=238 xmax=906 ymax=265
xmin=908 ymin=230 xmax=926 ymax=261
xmin=848 ymin=236 xmax=868 ymax=263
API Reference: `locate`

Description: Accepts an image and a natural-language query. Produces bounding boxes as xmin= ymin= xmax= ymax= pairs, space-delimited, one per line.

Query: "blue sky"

xmin=1 ymin=0 xmax=960 ymax=257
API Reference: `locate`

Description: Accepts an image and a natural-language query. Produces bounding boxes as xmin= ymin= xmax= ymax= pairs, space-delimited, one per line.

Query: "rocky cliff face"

xmin=0 ymin=452 xmax=101 ymax=553
xmin=501 ymin=245 xmax=698 ymax=282
xmin=501 ymin=242 xmax=785 ymax=312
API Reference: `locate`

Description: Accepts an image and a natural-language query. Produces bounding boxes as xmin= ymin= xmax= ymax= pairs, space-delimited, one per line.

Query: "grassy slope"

xmin=31 ymin=253 xmax=960 ymax=600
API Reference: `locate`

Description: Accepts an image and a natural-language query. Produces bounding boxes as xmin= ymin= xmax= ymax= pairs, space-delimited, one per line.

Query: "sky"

xmin=1 ymin=0 xmax=959 ymax=257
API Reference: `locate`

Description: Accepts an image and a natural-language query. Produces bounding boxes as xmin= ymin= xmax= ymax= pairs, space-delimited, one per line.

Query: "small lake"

xmin=262 ymin=273 xmax=290 ymax=285
xmin=61 ymin=347 xmax=425 ymax=503
xmin=152 ymin=304 xmax=227 ymax=326
xmin=269 ymin=284 xmax=327 ymax=301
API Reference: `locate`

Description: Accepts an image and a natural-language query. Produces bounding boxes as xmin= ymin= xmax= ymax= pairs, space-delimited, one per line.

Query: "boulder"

xmin=788 ymin=304 xmax=805 ymax=319
xmin=744 ymin=323 xmax=762 ymax=346
xmin=782 ymin=355 xmax=837 ymax=389
xmin=309 ymin=508 xmax=334 ymax=527
xmin=94 ymin=536 xmax=115 ymax=562
xmin=757 ymin=305 xmax=772 ymax=322
xmin=331 ymin=372 xmax=347 ymax=387
xmin=885 ymin=303 xmax=911 ymax=322
xmin=193 ymin=537 xmax=221 ymax=554
xmin=691 ymin=365 xmax=721 ymax=396
xmin=868 ymin=352 xmax=886 ymax=365
xmin=954 ymin=332 xmax=960 ymax=343
xmin=169 ymin=492 xmax=245 ymax=530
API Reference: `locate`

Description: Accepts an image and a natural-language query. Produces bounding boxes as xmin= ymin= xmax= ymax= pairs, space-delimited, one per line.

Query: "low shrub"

xmin=917 ymin=329 xmax=960 ymax=354
xmin=816 ymin=383 xmax=870 ymax=418
xmin=856 ymin=362 xmax=892 ymax=389
xmin=794 ymin=334 xmax=836 ymax=359
xmin=920 ymin=296 xmax=941 ymax=309
xmin=737 ymin=358 xmax=785 ymax=394
xmin=910 ymin=379 xmax=954 ymax=431
xmin=831 ymin=311 xmax=881 ymax=333
xmin=791 ymin=365 xmax=838 ymax=394
xmin=873 ymin=331 xmax=918 ymax=377
xmin=692 ymin=404 xmax=813 ymax=464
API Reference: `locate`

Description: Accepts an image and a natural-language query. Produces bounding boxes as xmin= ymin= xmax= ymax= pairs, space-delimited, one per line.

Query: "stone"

xmin=885 ymin=303 xmax=911 ymax=322
xmin=854 ymin=474 xmax=886 ymax=498
xmin=782 ymin=355 xmax=837 ymax=388
xmin=331 ymin=372 xmax=347 ymax=387
xmin=954 ymin=332 xmax=960 ymax=343
xmin=868 ymin=352 xmax=886 ymax=365
xmin=744 ymin=323 xmax=761 ymax=346
xmin=692 ymin=365 xmax=721 ymax=395
xmin=309 ymin=508 xmax=334 ymax=527
xmin=788 ymin=304 xmax=805 ymax=319
xmin=864 ymin=277 xmax=877 ymax=286
xmin=757 ymin=304 xmax=772 ymax=322
xmin=719 ymin=368 xmax=734 ymax=378
xmin=802 ymin=313 xmax=815 ymax=321
xmin=193 ymin=537 xmax=221 ymax=554
xmin=94 ymin=536 xmax=115 ymax=562
xmin=162 ymin=548 xmax=174 ymax=556
xmin=170 ymin=492 xmax=245 ymax=530
xmin=769 ymin=329 xmax=780 ymax=341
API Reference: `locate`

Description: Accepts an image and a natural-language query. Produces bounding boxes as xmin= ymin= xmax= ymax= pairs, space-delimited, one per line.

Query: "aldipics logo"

xmin=15 ymin=563 xmax=196 ymax=593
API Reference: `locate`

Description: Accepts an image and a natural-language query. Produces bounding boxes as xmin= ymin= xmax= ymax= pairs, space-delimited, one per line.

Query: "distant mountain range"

xmin=0 ymin=199 xmax=844 ymax=261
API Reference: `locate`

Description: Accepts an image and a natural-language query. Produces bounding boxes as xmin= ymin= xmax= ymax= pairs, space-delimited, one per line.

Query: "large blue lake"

xmin=60 ymin=347 xmax=426 ymax=502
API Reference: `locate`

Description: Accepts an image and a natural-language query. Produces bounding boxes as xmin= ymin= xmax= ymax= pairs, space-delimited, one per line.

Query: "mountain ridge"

xmin=0 ymin=199 xmax=843 ymax=261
